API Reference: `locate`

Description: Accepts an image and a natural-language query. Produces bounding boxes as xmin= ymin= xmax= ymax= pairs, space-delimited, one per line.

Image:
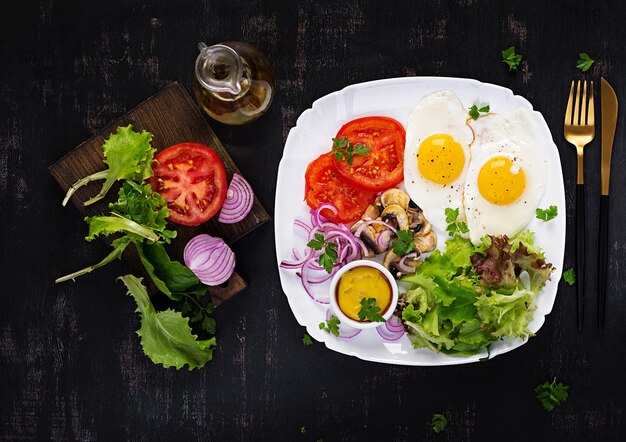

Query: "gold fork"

xmin=564 ymin=80 xmax=595 ymax=331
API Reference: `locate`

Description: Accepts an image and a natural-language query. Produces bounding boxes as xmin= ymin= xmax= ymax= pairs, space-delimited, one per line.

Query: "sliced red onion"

xmin=376 ymin=230 xmax=393 ymax=250
xmin=326 ymin=309 xmax=362 ymax=339
xmin=396 ymin=252 xmax=419 ymax=274
xmin=353 ymin=219 xmax=398 ymax=238
xmin=312 ymin=203 xmax=338 ymax=227
xmin=184 ymin=234 xmax=236 ymax=286
xmin=293 ymin=219 xmax=311 ymax=235
xmin=376 ymin=315 xmax=405 ymax=341
xmin=218 ymin=173 xmax=254 ymax=224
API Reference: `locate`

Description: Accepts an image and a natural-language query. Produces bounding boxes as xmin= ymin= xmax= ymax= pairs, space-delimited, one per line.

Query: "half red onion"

xmin=183 ymin=234 xmax=236 ymax=286
xmin=218 ymin=173 xmax=254 ymax=224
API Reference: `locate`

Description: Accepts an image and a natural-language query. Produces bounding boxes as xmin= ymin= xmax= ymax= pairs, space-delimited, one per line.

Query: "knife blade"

xmin=598 ymin=77 xmax=618 ymax=330
xmin=601 ymin=77 xmax=618 ymax=195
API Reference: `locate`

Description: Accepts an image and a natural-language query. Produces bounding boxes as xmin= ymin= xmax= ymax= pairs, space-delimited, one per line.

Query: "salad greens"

xmin=400 ymin=232 xmax=553 ymax=355
xmin=62 ymin=125 xmax=156 ymax=207
xmin=58 ymin=126 xmax=216 ymax=370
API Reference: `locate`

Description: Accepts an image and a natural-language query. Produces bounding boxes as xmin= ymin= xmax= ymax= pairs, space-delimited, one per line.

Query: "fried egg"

xmin=464 ymin=108 xmax=549 ymax=245
xmin=404 ymin=90 xmax=474 ymax=231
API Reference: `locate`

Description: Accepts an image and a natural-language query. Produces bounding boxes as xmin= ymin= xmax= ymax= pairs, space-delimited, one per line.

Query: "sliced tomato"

xmin=149 ymin=143 xmax=228 ymax=226
xmin=305 ymin=153 xmax=376 ymax=224
xmin=333 ymin=116 xmax=405 ymax=191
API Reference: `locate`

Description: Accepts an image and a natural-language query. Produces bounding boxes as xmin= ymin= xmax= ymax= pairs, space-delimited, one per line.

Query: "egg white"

xmin=464 ymin=108 xmax=549 ymax=245
xmin=404 ymin=90 xmax=474 ymax=232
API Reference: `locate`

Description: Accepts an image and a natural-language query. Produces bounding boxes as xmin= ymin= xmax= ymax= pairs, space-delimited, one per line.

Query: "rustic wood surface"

xmin=2 ymin=0 xmax=626 ymax=441
xmin=49 ymin=82 xmax=268 ymax=304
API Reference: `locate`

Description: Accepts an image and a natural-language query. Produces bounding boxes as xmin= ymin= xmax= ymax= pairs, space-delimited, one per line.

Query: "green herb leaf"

xmin=308 ymin=233 xmax=338 ymax=273
xmin=392 ymin=229 xmax=416 ymax=256
xmin=302 ymin=333 xmax=313 ymax=346
xmin=576 ymin=52 xmax=595 ymax=72
xmin=358 ymin=297 xmax=386 ymax=322
xmin=307 ymin=233 xmax=326 ymax=250
xmin=536 ymin=205 xmax=558 ymax=222
xmin=469 ymin=104 xmax=490 ymax=120
xmin=330 ymin=137 xmax=371 ymax=166
xmin=119 ymin=275 xmax=216 ymax=370
xmin=501 ymin=46 xmax=522 ymax=71
xmin=562 ymin=268 xmax=576 ymax=286
xmin=300 ymin=426 xmax=306 ymax=435
xmin=432 ymin=413 xmax=448 ymax=433
xmin=535 ymin=378 xmax=569 ymax=412
xmin=445 ymin=207 xmax=468 ymax=237
xmin=319 ymin=315 xmax=341 ymax=336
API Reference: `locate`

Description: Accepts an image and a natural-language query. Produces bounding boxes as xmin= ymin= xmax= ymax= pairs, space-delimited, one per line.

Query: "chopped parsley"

xmin=302 ymin=333 xmax=313 ymax=346
xmin=576 ymin=53 xmax=595 ymax=72
xmin=535 ymin=205 xmax=558 ymax=222
xmin=445 ymin=207 xmax=469 ymax=237
xmin=319 ymin=315 xmax=341 ymax=336
xmin=330 ymin=137 xmax=371 ymax=166
xmin=535 ymin=378 xmax=569 ymax=412
xmin=307 ymin=233 xmax=338 ymax=273
xmin=300 ymin=426 xmax=306 ymax=435
xmin=501 ymin=46 xmax=522 ymax=71
xmin=358 ymin=297 xmax=386 ymax=322
xmin=562 ymin=268 xmax=576 ymax=286
xmin=469 ymin=104 xmax=490 ymax=120
xmin=392 ymin=229 xmax=416 ymax=256
xmin=432 ymin=413 xmax=448 ymax=433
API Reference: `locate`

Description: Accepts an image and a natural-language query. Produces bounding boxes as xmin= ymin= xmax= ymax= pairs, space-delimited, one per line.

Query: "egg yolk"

xmin=417 ymin=134 xmax=466 ymax=184
xmin=477 ymin=156 xmax=526 ymax=205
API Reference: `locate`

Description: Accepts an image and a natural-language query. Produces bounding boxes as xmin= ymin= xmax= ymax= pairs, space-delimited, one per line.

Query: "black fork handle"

xmin=576 ymin=184 xmax=585 ymax=331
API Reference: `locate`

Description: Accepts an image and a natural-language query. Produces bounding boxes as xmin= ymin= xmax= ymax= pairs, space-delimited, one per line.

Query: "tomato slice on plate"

xmin=333 ymin=116 xmax=405 ymax=191
xmin=149 ymin=142 xmax=228 ymax=226
xmin=305 ymin=153 xmax=376 ymax=224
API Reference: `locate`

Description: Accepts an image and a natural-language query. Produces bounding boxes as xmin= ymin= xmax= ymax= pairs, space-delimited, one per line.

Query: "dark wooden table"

xmin=2 ymin=1 xmax=625 ymax=440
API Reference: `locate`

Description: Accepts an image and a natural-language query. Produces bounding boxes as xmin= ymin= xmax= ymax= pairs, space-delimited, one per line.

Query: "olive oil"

xmin=193 ymin=41 xmax=275 ymax=125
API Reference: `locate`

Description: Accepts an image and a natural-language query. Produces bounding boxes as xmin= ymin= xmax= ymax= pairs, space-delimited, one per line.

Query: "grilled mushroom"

xmin=413 ymin=231 xmax=437 ymax=253
xmin=380 ymin=188 xmax=410 ymax=211
xmin=381 ymin=204 xmax=410 ymax=230
xmin=382 ymin=249 xmax=421 ymax=277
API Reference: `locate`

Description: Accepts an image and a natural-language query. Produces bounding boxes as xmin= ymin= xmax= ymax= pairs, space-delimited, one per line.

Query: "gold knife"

xmin=598 ymin=77 xmax=618 ymax=330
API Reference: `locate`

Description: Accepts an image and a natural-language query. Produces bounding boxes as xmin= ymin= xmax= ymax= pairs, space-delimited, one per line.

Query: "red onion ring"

xmin=376 ymin=230 xmax=393 ymax=250
xmin=184 ymin=234 xmax=236 ymax=286
xmin=396 ymin=252 xmax=419 ymax=274
xmin=376 ymin=315 xmax=405 ymax=341
xmin=353 ymin=219 xmax=398 ymax=238
xmin=218 ymin=173 xmax=254 ymax=224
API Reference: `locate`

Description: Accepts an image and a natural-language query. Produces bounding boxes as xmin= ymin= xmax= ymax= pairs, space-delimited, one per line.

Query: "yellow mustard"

xmin=336 ymin=266 xmax=392 ymax=321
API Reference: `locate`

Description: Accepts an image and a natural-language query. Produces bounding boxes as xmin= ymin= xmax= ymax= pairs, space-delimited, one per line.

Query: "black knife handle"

xmin=576 ymin=184 xmax=585 ymax=331
xmin=598 ymin=195 xmax=609 ymax=331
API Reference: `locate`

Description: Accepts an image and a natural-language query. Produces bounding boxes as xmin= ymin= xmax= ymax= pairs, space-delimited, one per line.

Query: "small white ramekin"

xmin=329 ymin=260 xmax=398 ymax=329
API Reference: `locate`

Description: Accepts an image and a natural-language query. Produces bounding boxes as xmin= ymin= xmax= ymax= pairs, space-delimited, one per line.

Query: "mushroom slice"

xmin=380 ymin=188 xmax=410 ymax=210
xmin=381 ymin=204 xmax=410 ymax=230
xmin=413 ymin=231 xmax=437 ymax=253
xmin=382 ymin=249 xmax=421 ymax=278
xmin=408 ymin=208 xmax=433 ymax=235
xmin=351 ymin=222 xmax=385 ymax=255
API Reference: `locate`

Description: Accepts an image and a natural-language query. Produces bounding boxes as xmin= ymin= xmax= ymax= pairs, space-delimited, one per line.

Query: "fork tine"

xmin=588 ymin=81 xmax=595 ymax=126
xmin=565 ymin=80 xmax=575 ymax=125
xmin=573 ymin=80 xmax=582 ymax=125
xmin=581 ymin=80 xmax=588 ymax=125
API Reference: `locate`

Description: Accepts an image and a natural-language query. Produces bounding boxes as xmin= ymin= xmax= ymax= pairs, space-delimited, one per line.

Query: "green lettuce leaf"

xmin=475 ymin=288 xmax=536 ymax=338
xmin=120 ymin=275 xmax=215 ymax=370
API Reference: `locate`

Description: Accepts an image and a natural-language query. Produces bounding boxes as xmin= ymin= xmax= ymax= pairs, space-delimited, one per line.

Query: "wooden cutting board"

xmin=50 ymin=82 xmax=270 ymax=306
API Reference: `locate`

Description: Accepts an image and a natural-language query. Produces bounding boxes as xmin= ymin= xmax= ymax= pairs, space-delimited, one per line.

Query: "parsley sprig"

xmin=307 ymin=233 xmax=338 ymax=273
xmin=501 ymin=46 xmax=522 ymax=71
xmin=358 ymin=297 xmax=386 ymax=322
xmin=576 ymin=53 xmax=595 ymax=72
xmin=535 ymin=378 xmax=569 ymax=412
xmin=445 ymin=207 xmax=469 ymax=237
xmin=562 ymin=268 xmax=576 ymax=286
xmin=536 ymin=205 xmax=558 ymax=222
xmin=330 ymin=137 xmax=371 ymax=166
xmin=302 ymin=333 xmax=313 ymax=346
xmin=319 ymin=315 xmax=341 ymax=336
xmin=431 ymin=413 xmax=448 ymax=433
xmin=392 ymin=229 xmax=416 ymax=256
xmin=469 ymin=104 xmax=490 ymax=120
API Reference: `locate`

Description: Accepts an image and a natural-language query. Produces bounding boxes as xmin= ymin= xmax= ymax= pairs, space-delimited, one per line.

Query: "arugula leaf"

xmin=445 ymin=207 xmax=469 ymax=236
xmin=392 ymin=229 xmax=416 ymax=256
xmin=432 ymin=413 xmax=448 ymax=433
xmin=576 ymin=52 xmax=595 ymax=72
xmin=302 ymin=333 xmax=313 ymax=346
xmin=469 ymin=104 xmax=490 ymax=120
xmin=536 ymin=205 xmax=558 ymax=222
xmin=358 ymin=297 xmax=386 ymax=322
xmin=562 ymin=268 xmax=576 ymax=286
xmin=120 ymin=275 xmax=216 ymax=370
xmin=330 ymin=137 xmax=371 ymax=165
xmin=307 ymin=233 xmax=338 ymax=273
xmin=62 ymin=125 xmax=155 ymax=207
xmin=535 ymin=378 xmax=569 ymax=412
xmin=319 ymin=315 xmax=341 ymax=336
xmin=501 ymin=46 xmax=522 ymax=71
